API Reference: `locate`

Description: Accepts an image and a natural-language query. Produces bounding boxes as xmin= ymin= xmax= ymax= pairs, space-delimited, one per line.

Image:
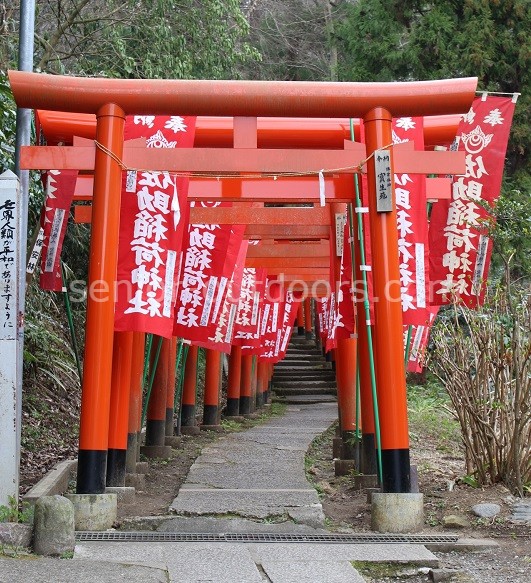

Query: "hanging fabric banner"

xmin=405 ymin=306 xmax=440 ymax=373
xmin=258 ymin=286 xmax=299 ymax=363
xmin=115 ymin=115 xmax=196 ymax=337
xmin=336 ymin=216 xmax=356 ymax=342
xmin=392 ymin=117 xmax=430 ymax=325
xmin=173 ymin=206 xmax=246 ymax=347
xmin=429 ymin=96 xmax=516 ymax=307
xmin=198 ymin=238 xmax=249 ymax=353
xmin=233 ymin=266 xmax=266 ymax=350
xmin=39 ymin=169 xmax=78 ymax=291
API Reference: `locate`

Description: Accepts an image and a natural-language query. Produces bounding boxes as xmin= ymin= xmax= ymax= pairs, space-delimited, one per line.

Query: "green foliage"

xmin=430 ymin=286 xmax=531 ymax=495
xmin=0 ymin=496 xmax=33 ymax=524
xmin=0 ymin=72 xmax=17 ymax=173
xmin=29 ymin=0 xmax=259 ymax=80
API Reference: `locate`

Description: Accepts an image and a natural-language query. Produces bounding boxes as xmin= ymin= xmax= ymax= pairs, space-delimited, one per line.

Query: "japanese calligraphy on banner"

xmin=39 ymin=170 xmax=78 ymax=291
xmin=336 ymin=218 xmax=356 ymax=342
xmin=0 ymin=171 xmax=19 ymax=340
xmin=392 ymin=117 xmax=430 ymax=325
xmin=429 ymin=96 xmax=516 ymax=307
xmin=233 ymin=267 xmax=266 ymax=350
xmin=115 ymin=115 xmax=197 ymax=337
xmin=404 ymin=306 xmax=439 ymax=373
xmin=173 ymin=208 xmax=246 ymax=347
xmin=202 ymin=238 xmax=249 ymax=353
xmin=258 ymin=285 xmax=299 ymax=363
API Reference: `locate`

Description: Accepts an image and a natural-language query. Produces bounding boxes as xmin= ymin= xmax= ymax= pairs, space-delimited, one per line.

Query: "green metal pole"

xmin=174 ymin=342 xmax=189 ymax=411
xmin=350 ymin=118 xmax=383 ymax=483
xmin=61 ymin=261 xmax=82 ymax=382
xmin=404 ymin=325 xmax=413 ymax=368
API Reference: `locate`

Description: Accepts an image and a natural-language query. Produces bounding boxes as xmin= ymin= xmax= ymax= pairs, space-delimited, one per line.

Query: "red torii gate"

xmin=9 ymin=70 xmax=477 ymax=497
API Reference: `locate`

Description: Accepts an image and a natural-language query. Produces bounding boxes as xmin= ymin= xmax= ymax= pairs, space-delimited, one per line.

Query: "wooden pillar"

xmin=352 ymin=210 xmax=377 ymax=475
xmin=303 ymin=298 xmax=313 ymax=339
xmin=180 ymin=344 xmax=199 ymax=433
xmin=364 ymin=107 xmax=410 ymax=493
xmin=202 ymin=349 xmax=222 ymax=427
xmin=145 ymin=337 xmax=170 ymax=447
xmin=226 ymin=345 xmax=242 ymax=417
xmin=240 ymin=354 xmax=253 ymax=415
xmin=106 ymin=331 xmax=133 ymax=487
xmin=296 ymin=302 xmax=305 ymax=335
xmin=126 ymin=332 xmax=144 ymax=474
xmin=76 ymin=103 xmax=125 ymax=494
xmin=165 ymin=338 xmax=178 ymax=436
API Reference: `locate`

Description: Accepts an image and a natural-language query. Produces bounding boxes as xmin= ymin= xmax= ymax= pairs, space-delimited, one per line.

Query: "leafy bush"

xmin=430 ymin=286 xmax=531 ymax=495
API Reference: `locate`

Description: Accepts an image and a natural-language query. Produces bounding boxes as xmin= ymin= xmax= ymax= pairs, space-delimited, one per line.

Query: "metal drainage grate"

xmin=76 ymin=531 xmax=458 ymax=545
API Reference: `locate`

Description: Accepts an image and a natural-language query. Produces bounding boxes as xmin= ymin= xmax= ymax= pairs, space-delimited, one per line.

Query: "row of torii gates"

xmin=10 ymin=71 xmax=478 ymax=506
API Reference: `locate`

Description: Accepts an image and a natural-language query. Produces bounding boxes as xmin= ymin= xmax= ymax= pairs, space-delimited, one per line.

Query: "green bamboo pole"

xmin=349 ymin=118 xmax=383 ymax=483
xmin=60 ymin=260 xmax=82 ymax=382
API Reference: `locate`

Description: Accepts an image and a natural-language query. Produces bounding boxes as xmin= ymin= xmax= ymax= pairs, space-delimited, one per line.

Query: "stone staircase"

xmin=272 ymin=336 xmax=337 ymax=405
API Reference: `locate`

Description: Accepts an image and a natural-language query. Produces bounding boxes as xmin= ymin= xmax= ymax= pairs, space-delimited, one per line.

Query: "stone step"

xmin=273 ymin=394 xmax=337 ymax=404
xmin=272 ymin=372 xmax=336 ymax=381
xmin=288 ymin=337 xmax=316 ymax=345
xmin=274 ymin=364 xmax=332 ymax=371
xmin=275 ymin=359 xmax=329 ymax=367
xmin=284 ymin=351 xmax=324 ymax=358
xmin=273 ymin=387 xmax=337 ymax=396
xmin=273 ymin=380 xmax=337 ymax=389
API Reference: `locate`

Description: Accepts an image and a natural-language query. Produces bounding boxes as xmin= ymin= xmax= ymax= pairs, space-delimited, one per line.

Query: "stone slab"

xmin=252 ymin=543 xmax=439 ymax=566
xmin=170 ymin=489 xmax=321 ymax=519
xmin=262 ymin=560 xmax=365 ymax=583
xmin=0 ymin=557 xmax=168 ymax=582
xmin=23 ymin=459 xmax=77 ymax=505
xmin=157 ymin=515 xmax=327 ymax=534
xmin=0 ymin=523 xmax=32 ymax=547
xmin=75 ymin=542 xmax=263 ymax=583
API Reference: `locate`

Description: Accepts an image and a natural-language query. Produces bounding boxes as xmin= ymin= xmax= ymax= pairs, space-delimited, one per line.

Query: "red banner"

xmin=39 ymin=170 xmax=78 ymax=291
xmin=336 ymin=218 xmax=356 ymax=341
xmin=258 ymin=286 xmax=299 ymax=363
xmin=405 ymin=306 xmax=439 ymax=373
xmin=429 ymin=96 xmax=516 ymax=307
xmin=196 ymin=238 xmax=248 ymax=353
xmin=392 ymin=117 xmax=430 ymax=325
xmin=115 ymin=115 xmax=196 ymax=337
xmin=233 ymin=266 xmax=266 ymax=350
xmin=173 ymin=208 xmax=246 ymax=347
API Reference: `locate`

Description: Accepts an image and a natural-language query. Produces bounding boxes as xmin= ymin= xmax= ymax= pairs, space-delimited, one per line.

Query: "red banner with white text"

xmin=392 ymin=117 xmax=430 ymax=325
xmin=173 ymin=208 xmax=246 ymax=348
xmin=429 ymin=96 xmax=515 ymax=307
xmin=39 ymin=170 xmax=78 ymax=291
xmin=405 ymin=306 xmax=440 ymax=373
xmin=114 ymin=115 xmax=196 ymax=337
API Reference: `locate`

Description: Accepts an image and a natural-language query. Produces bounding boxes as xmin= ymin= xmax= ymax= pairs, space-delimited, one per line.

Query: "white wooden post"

xmin=0 ymin=170 xmax=22 ymax=507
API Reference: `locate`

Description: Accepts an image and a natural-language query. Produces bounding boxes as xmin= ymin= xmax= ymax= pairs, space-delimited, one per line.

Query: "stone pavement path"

xmin=70 ymin=403 xmax=439 ymax=582
xmin=169 ymin=403 xmax=337 ymax=525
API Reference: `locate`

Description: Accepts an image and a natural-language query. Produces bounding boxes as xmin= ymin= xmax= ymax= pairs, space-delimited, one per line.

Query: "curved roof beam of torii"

xmin=9 ymin=71 xmax=477 ymax=118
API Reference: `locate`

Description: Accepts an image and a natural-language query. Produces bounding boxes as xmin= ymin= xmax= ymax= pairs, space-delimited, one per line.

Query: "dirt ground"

xmin=115 ymin=404 xmax=530 ymax=583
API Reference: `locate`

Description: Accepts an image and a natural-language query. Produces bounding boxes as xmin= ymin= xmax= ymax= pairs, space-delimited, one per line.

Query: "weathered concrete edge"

xmin=23 ymin=459 xmax=77 ymax=505
xmin=425 ymin=537 xmax=499 ymax=553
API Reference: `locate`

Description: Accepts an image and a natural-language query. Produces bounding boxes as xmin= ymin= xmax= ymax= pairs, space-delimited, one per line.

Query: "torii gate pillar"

xmin=76 ymin=104 xmax=125 ymax=494
xmin=364 ymin=107 xmax=410 ymax=493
